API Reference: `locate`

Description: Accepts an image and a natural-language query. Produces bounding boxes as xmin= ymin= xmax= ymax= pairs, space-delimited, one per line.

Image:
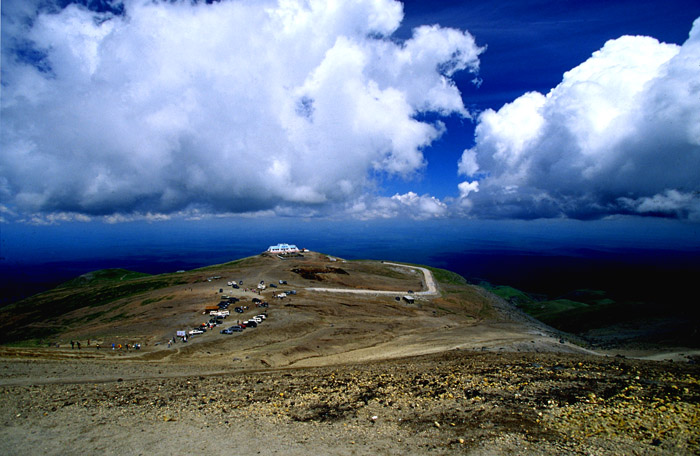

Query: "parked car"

xmin=229 ymin=325 xmax=243 ymax=332
xmin=232 ymin=284 xmax=239 ymax=289
xmin=220 ymin=329 xmax=233 ymax=334
xmin=234 ymin=307 xmax=244 ymax=313
xmin=279 ymin=280 xmax=287 ymax=285
xmin=269 ymin=283 xmax=277 ymax=288
xmin=256 ymin=314 xmax=267 ymax=320
xmin=189 ymin=329 xmax=204 ymax=335
xmin=243 ymin=320 xmax=257 ymax=328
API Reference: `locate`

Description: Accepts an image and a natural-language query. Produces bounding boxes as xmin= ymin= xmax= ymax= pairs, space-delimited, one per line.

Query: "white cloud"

xmin=459 ymin=18 xmax=700 ymax=220
xmin=458 ymin=181 xmax=479 ymax=198
xmin=1 ymin=0 xmax=483 ymax=220
xmin=21 ymin=211 xmax=92 ymax=226
xmin=347 ymin=192 xmax=448 ymax=220
xmin=618 ymin=190 xmax=700 ymax=221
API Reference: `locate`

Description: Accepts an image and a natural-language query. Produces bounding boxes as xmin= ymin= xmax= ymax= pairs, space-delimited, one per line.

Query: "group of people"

xmin=110 ymin=342 xmax=141 ymax=350
xmin=167 ymin=336 xmax=187 ymax=348
xmin=53 ymin=340 xmax=142 ymax=350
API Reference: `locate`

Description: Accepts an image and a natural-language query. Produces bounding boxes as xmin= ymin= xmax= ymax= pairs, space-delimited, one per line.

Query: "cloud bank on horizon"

xmin=459 ymin=17 xmax=700 ymax=221
xmin=1 ymin=1 xmax=699 ymax=223
xmin=1 ymin=0 xmax=482 ymax=223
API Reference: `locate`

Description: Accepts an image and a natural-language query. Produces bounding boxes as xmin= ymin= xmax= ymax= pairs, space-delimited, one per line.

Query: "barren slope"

xmin=0 ymin=251 xmax=586 ymax=369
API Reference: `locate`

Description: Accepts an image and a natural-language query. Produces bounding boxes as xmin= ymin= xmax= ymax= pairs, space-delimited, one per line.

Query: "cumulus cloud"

xmin=346 ymin=192 xmax=447 ymax=220
xmin=618 ymin=190 xmax=700 ymax=221
xmin=1 ymin=0 xmax=483 ymax=220
xmin=457 ymin=180 xmax=479 ymax=198
xmin=458 ymin=18 xmax=700 ymax=220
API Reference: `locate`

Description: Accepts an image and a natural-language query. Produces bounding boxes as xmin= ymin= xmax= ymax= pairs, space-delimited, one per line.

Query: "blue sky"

xmin=395 ymin=0 xmax=700 ymax=203
xmin=1 ymin=0 xmax=699 ymax=225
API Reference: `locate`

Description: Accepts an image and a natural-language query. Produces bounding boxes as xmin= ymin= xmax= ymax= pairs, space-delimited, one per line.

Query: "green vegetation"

xmin=0 ymin=270 xmax=181 ymax=344
xmin=2 ymin=338 xmax=51 ymax=348
xmin=481 ymin=281 xmax=699 ymax=347
xmin=482 ymin=282 xmax=611 ymax=328
xmin=353 ymin=261 xmax=409 ymax=279
xmin=194 ymin=256 xmax=255 ymax=271
xmin=57 ymin=268 xmax=151 ymax=289
xmin=375 ymin=261 xmax=468 ymax=286
xmin=487 ymin=285 xmax=535 ymax=306
xmin=425 ymin=266 xmax=468 ymax=286
xmin=518 ymin=299 xmax=589 ymax=321
xmin=140 ymin=295 xmax=175 ymax=306
xmin=106 ymin=312 xmax=129 ymax=323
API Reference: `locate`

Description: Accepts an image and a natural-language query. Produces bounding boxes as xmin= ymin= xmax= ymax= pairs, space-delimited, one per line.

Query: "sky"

xmin=2 ymin=0 xmax=699 ymax=225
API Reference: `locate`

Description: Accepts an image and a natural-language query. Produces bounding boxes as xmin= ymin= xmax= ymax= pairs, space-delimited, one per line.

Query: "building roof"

xmin=268 ymin=243 xmax=299 ymax=251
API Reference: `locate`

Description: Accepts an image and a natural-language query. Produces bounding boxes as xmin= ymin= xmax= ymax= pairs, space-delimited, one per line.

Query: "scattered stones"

xmin=1 ymin=351 xmax=698 ymax=455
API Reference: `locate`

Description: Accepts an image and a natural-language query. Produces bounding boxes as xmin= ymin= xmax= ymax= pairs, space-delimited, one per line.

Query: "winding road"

xmin=305 ymin=262 xmax=438 ymax=296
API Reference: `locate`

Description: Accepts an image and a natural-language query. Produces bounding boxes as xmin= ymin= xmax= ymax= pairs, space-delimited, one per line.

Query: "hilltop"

xmin=0 ymin=251 xmax=698 ymax=455
xmin=0 ymin=250 xmax=578 ymax=367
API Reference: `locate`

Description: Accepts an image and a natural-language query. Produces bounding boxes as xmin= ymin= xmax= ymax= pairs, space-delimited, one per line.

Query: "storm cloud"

xmin=458 ymin=18 xmax=700 ymax=221
xmin=1 ymin=0 xmax=482 ymax=220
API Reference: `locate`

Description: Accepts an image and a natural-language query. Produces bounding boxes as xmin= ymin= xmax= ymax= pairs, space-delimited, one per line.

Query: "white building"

xmin=267 ymin=243 xmax=300 ymax=254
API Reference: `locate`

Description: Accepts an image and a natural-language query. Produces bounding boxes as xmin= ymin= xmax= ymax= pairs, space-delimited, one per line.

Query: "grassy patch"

xmin=479 ymin=282 xmax=699 ymax=346
xmin=106 ymin=312 xmax=129 ymax=323
xmin=519 ymin=299 xmax=590 ymax=321
xmin=377 ymin=261 xmax=467 ymax=286
xmin=425 ymin=266 xmax=468 ymax=286
xmin=57 ymin=268 xmax=151 ymax=289
xmin=487 ymin=285 xmax=536 ymax=306
xmin=432 ymin=286 xmax=495 ymax=320
xmin=0 ymin=275 xmax=178 ymax=344
xmin=2 ymin=338 xmax=51 ymax=348
xmin=194 ymin=257 xmax=255 ymax=272
xmin=140 ymin=295 xmax=175 ymax=306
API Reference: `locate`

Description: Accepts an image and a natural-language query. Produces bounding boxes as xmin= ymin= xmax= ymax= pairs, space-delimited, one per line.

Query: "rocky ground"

xmin=0 ymin=350 xmax=698 ymax=455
